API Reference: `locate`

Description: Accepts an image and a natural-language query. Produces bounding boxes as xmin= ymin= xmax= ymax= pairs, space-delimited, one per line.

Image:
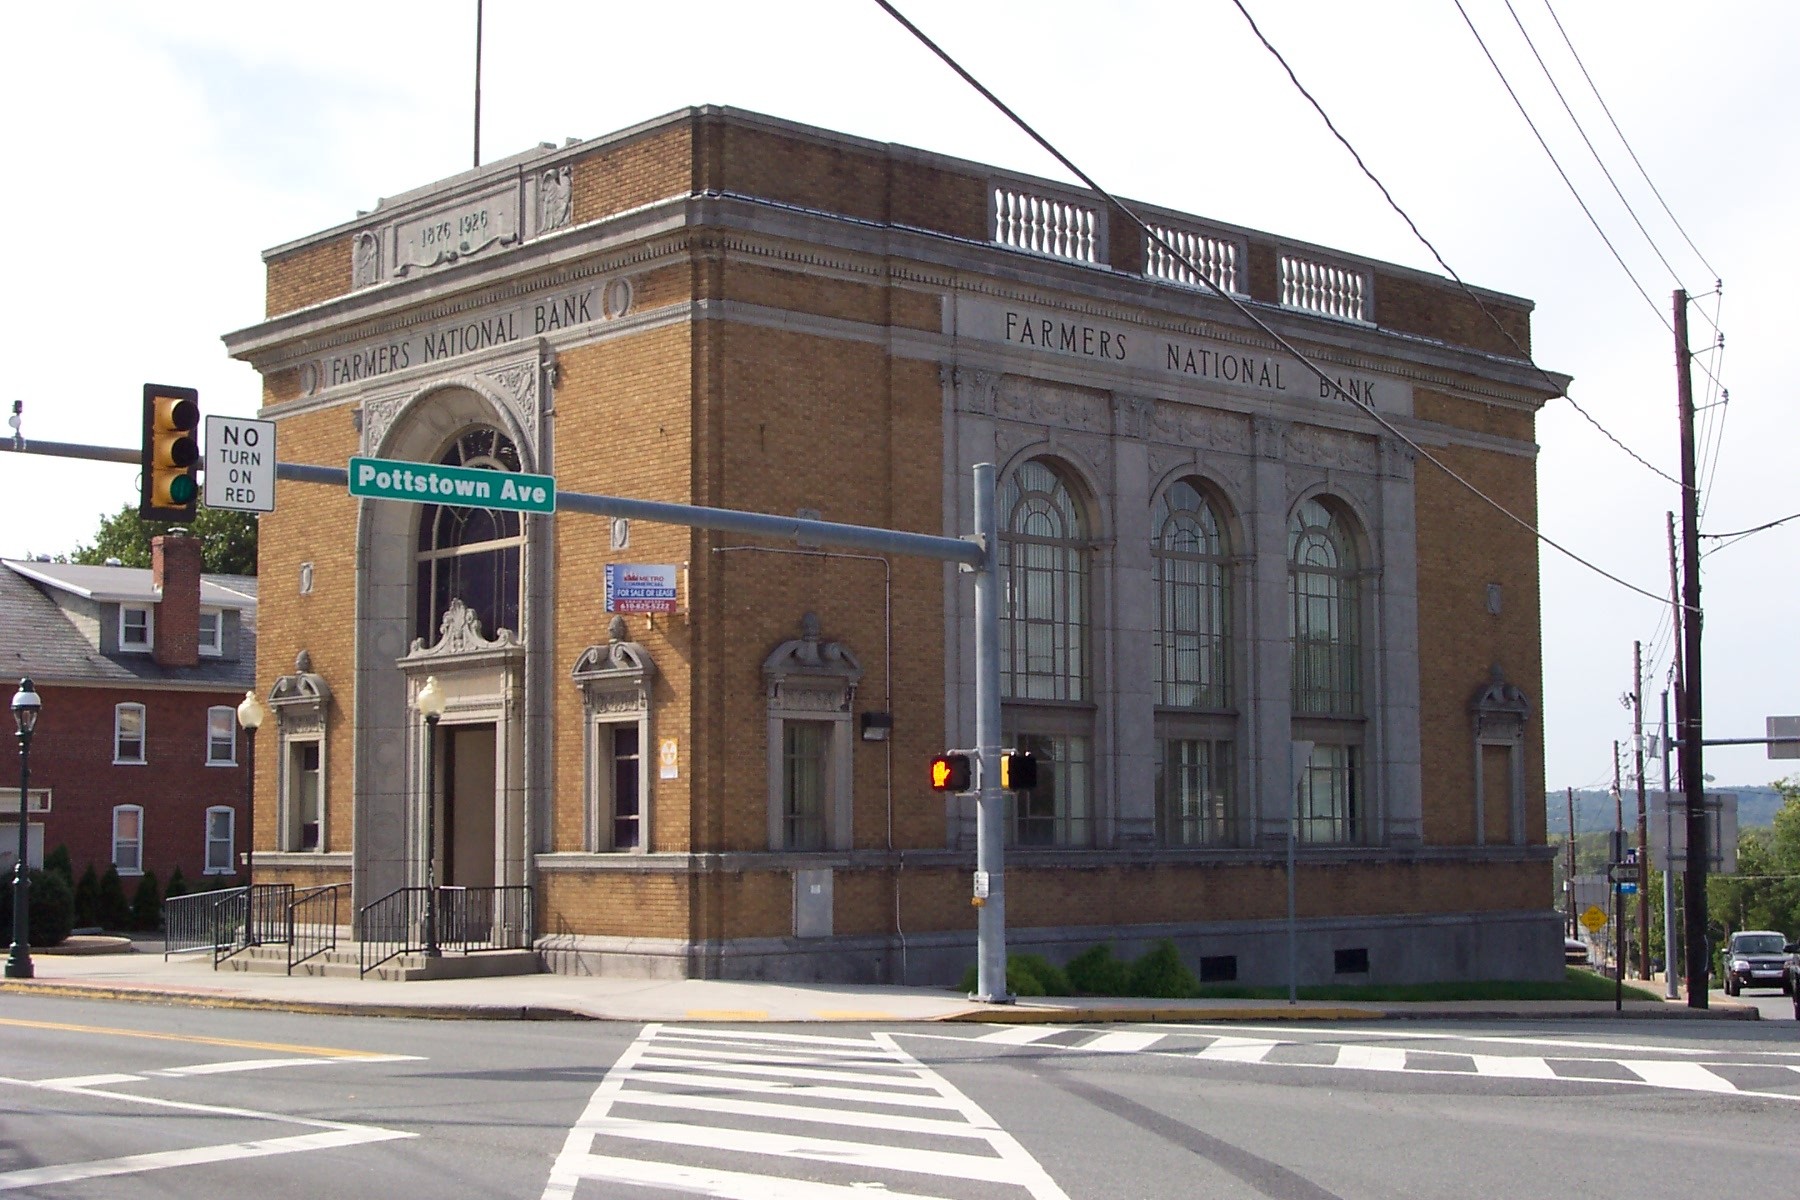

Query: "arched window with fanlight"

xmin=413 ymin=426 xmax=525 ymax=645
xmin=1289 ymin=496 xmax=1365 ymax=843
xmin=998 ymin=457 xmax=1092 ymax=848
xmin=1152 ymin=479 xmax=1238 ymax=846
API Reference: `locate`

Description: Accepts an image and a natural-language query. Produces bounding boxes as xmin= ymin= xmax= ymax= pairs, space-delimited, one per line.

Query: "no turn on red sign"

xmin=204 ymin=416 xmax=276 ymax=513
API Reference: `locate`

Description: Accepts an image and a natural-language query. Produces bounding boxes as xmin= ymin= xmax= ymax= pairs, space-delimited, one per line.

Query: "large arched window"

xmin=1153 ymin=479 xmax=1237 ymax=846
xmin=1289 ymin=496 xmax=1365 ymax=844
xmin=414 ymin=427 xmax=524 ymax=644
xmin=999 ymin=458 xmax=1092 ymax=847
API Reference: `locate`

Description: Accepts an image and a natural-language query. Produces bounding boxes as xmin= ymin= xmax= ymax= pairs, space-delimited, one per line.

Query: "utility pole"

xmin=1660 ymin=688 xmax=1677 ymax=999
xmin=1676 ymin=289 xmax=1710 ymax=1009
xmin=1633 ymin=641 xmax=1649 ymax=979
xmin=473 ymin=0 xmax=484 ymax=169
xmin=1612 ymin=741 xmax=1624 ymax=977
xmin=1565 ymin=786 xmax=1577 ymax=937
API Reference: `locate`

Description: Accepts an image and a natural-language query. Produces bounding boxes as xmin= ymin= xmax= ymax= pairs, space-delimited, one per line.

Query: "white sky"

xmin=2 ymin=1 xmax=1794 ymax=792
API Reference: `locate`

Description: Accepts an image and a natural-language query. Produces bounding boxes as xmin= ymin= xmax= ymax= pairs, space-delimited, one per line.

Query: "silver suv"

xmin=1721 ymin=930 xmax=1790 ymax=996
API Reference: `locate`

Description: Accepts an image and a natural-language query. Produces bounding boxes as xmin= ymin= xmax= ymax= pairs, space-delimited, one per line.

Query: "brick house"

xmin=0 ymin=536 xmax=257 ymax=895
xmin=223 ymin=106 xmax=1563 ymax=985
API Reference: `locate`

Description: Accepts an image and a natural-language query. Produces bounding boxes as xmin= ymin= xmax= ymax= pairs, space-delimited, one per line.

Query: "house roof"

xmin=0 ymin=560 xmax=256 ymax=690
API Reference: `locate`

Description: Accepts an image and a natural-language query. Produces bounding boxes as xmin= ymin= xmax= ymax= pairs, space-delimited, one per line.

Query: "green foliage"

xmin=0 ymin=869 xmax=75 ymax=946
xmin=1126 ymin=939 xmax=1200 ymax=999
xmin=1066 ymin=943 xmax=1132 ymax=996
xmin=95 ymin=865 xmax=132 ymax=931
xmin=1010 ymin=954 xmax=1070 ymax=997
xmin=68 ymin=503 xmax=257 ymax=576
xmin=130 ymin=870 xmax=162 ymax=932
xmin=958 ymin=955 xmax=1060 ymax=997
xmin=165 ymin=865 xmax=188 ymax=900
xmin=42 ymin=844 xmax=74 ymax=890
xmin=73 ymin=863 xmax=99 ymax=928
xmin=1706 ymin=777 xmax=1800 ymax=950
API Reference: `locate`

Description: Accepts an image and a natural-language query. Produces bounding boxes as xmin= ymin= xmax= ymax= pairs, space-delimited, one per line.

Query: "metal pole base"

xmin=5 ymin=946 xmax=33 ymax=979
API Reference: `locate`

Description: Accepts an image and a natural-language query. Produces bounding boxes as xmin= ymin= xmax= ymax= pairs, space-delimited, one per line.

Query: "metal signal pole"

xmin=1675 ymin=289 xmax=1709 ymax=1009
xmin=473 ymin=0 xmax=484 ymax=169
xmin=1633 ymin=641 xmax=1649 ymax=979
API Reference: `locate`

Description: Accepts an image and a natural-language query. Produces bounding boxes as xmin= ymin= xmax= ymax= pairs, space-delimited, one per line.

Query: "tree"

xmin=68 ymin=503 xmax=257 ymax=575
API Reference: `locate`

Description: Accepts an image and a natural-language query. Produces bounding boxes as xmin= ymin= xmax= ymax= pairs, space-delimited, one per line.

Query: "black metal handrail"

xmin=359 ymin=884 xmax=533 ymax=977
xmin=164 ymin=888 xmax=243 ymax=959
xmin=286 ymin=884 xmax=341 ymax=974
xmin=213 ymin=883 xmax=295 ymax=966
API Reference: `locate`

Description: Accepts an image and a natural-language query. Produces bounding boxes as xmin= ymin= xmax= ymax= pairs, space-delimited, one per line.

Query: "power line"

xmin=1538 ymin=0 xmax=1721 ymax=282
xmin=869 ymin=0 xmax=1676 ymax=610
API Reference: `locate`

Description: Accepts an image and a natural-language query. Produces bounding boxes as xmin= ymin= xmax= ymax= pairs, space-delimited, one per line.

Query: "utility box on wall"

xmin=793 ymin=868 xmax=833 ymax=939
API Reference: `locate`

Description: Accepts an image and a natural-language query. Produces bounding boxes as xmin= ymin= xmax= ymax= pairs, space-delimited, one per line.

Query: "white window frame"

xmin=204 ymin=805 xmax=236 ymax=874
xmin=282 ymin=738 xmax=325 ymax=852
xmin=114 ymin=703 xmax=146 ymax=765
xmin=112 ymin=804 xmax=144 ymax=875
xmin=119 ymin=605 xmax=153 ymax=653
xmin=206 ymin=706 xmax=237 ymax=766
xmin=197 ymin=609 xmax=223 ymax=656
xmin=589 ymin=716 xmax=649 ymax=852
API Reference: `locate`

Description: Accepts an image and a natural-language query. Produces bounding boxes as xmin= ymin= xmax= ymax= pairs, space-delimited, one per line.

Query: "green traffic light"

xmin=169 ymin=475 xmax=197 ymax=504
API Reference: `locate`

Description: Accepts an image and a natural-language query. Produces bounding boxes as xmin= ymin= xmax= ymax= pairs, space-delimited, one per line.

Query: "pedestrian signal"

xmin=929 ymin=752 xmax=973 ymax=793
xmin=140 ymin=384 xmax=201 ymax=521
xmin=999 ymin=750 xmax=1038 ymax=790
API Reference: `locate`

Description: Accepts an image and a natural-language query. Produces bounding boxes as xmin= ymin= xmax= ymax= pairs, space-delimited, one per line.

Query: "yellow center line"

xmin=0 ymin=1017 xmax=388 ymax=1059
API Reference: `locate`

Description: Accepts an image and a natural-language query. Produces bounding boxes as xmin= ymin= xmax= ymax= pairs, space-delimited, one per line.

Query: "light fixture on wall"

xmin=859 ymin=712 xmax=893 ymax=742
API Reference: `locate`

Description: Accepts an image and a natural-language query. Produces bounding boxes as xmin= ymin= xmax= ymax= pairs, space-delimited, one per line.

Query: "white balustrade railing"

xmin=992 ymin=186 xmax=1098 ymax=263
xmin=1280 ymin=253 xmax=1368 ymax=321
xmin=1145 ymin=225 xmax=1240 ymax=294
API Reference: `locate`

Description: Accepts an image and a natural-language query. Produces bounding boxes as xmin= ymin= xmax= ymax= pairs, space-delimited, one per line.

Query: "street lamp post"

xmin=8 ymin=678 xmax=42 ymax=980
xmin=236 ymin=691 xmax=265 ymax=941
xmin=417 ymin=675 xmax=446 ymax=958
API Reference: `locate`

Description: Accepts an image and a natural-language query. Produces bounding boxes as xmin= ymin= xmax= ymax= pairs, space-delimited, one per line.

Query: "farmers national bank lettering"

xmin=325 ymin=286 xmax=611 ymax=389
xmin=961 ymin=297 xmax=1406 ymax=414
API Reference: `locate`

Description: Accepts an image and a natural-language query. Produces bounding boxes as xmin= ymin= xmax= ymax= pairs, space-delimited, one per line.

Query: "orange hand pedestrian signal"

xmin=929 ymin=752 xmax=973 ymax=793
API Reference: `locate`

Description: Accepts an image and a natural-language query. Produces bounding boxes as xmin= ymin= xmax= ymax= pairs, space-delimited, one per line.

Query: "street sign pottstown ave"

xmin=347 ymin=455 xmax=556 ymax=514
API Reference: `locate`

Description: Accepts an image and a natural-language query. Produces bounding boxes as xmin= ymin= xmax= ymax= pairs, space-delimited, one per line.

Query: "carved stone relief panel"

xmin=539 ymin=167 xmax=572 ymax=234
xmin=993 ymin=377 xmax=1109 ymax=433
xmin=1283 ymin=424 xmax=1379 ymax=473
xmin=944 ymin=366 xmax=998 ymax=415
xmin=1148 ymin=400 xmax=1252 ymax=455
xmin=352 ymin=231 xmax=381 ymax=289
xmin=1055 ymin=430 xmax=1112 ymax=481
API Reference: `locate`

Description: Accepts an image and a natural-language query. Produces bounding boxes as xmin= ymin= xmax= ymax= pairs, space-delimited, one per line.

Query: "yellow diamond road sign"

xmin=1580 ymin=905 xmax=1608 ymax=933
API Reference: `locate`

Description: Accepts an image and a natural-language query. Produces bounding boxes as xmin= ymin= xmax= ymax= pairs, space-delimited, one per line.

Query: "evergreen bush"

xmin=130 ymin=870 xmax=162 ymax=931
xmin=43 ymin=845 xmax=74 ymax=890
xmin=0 ymin=868 xmax=75 ymax=946
xmin=95 ymin=865 xmax=132 ymax=931
xmin=164 ymin=865 xmax=187 ymax=900
xmin=1066 ymin=943 xmax=1131 ymax=996
xmin=73 ymin=864 xmax=99 ymax=928
xmin=1126 ymin=939 xmax=1199 ymax=999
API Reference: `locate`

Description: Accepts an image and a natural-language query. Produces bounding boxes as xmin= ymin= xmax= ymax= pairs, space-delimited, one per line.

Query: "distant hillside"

xmin=1545 ymin=787 xmax=1788 ymax=834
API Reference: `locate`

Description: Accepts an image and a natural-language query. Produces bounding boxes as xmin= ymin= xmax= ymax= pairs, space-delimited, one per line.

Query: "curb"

xmin=940 ymin=1004 xmax=1388 ymax=1024
xmin=0 ymin=979 xmax=594 ymax=1022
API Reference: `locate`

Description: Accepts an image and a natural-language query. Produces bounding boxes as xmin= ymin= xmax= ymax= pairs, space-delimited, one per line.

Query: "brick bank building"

xmin=224 ymin=106 xmax=1562 ymax=985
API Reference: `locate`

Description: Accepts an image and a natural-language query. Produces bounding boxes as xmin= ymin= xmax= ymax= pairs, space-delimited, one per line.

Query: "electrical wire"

xmin=1538 ymin=0 xmax=1721 ymax=282
xmin=1224 ymin=0 xmax=1677 ymax=487
xmin=869 ymin=0 xmax=1678 ymax=610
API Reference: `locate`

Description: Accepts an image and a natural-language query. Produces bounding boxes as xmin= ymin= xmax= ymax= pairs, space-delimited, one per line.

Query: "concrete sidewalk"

xmin=0 ymin=939 xmax=1761 ymax=1024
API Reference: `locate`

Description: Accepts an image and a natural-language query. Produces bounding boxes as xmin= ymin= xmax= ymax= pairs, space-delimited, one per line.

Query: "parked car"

xmin=1719 ymin=930 xmax=1789 ymax=996
xmin=1564 ymin=937 xmax=1590 ymax=965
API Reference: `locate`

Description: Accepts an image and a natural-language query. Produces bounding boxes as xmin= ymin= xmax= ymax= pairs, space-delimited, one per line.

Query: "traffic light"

xmin=929 ymin=751 xmax=974 ymax=794
xmin=140 ymin=384 xmax=201 ymax=521
xmin=1000 ymin=750 xmax=1038 ymax=791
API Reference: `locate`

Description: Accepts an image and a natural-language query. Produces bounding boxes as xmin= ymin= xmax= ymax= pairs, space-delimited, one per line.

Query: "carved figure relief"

xmin=1284 ymin=424 xmax=1379 ymax=472
xmin=353 ymin=231 xmax=381 ymax=289
xmin=540 ymin=167 xmax=572 ymax=233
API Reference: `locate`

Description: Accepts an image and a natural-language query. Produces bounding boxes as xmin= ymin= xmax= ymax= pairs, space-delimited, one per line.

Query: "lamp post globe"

xmin=236 ymin=691 xmax=265 ymax=899
xmin=8 ymin=677 xmax=42 ymax=980
xmin=417 ymin=675 xmax=446 ymax=957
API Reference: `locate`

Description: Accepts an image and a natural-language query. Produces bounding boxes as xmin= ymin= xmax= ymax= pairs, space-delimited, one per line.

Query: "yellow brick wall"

xmin=570 ymin=124 xmax=693 ymax=226
xmin=265 ymin=237 xmax=352 ymax=318
xmin=1414 ymin=386 xmax=1536 ymax=443
xmin=539 ymin=871 xmax=692 ymax=940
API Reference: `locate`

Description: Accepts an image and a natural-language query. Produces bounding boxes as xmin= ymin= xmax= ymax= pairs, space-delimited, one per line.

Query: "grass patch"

xmin=1164 ymin=969 xmax=1662 ymax=1004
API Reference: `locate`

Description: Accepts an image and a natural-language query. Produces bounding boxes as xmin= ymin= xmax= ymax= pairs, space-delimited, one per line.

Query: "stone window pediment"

xmin=573 ymin=616 xmax=657 ymax=713
xmin=762 ymin=611 xmax=863 ymax=709
xmin=270 ymin=649 xmax=332 ymax=734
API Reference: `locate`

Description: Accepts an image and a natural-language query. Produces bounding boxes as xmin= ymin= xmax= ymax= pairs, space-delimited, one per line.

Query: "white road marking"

xmin=32 ymin=1073 xmax=142 ymax=1089
xmin=1078 ymin=1031 xmax=1165 ymax=1054
xmin=974 ymin=1025 xmax=1068 ymax=1045
xmin=1195 ymin=1036 xmax=1284 ymax=1062
xmin=541 ymin=1024 xmax=1069 ymax=1200
xmin=1619 ymin=1060 xmax=1740 ymax=1093
xmin=1148 ymin=1022 xmax=1800 ymax=1059
xmin=0 ymin=1128 xmax=411 ymax=1192
xmin=1471 ymin=1054 xmax=1559 ymax=1079
xmin=1332 ymin=1045 xmax=1407 ymax=1071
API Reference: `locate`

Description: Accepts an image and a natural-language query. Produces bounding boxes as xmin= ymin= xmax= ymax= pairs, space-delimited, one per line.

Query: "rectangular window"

xmin=1298 ymin=743 xmax=1360 ymax=844
xmin=1006 ymin=731 xmax=1092 ymax=848
xmin=611 ymin=725 xmax=641 ymax=850
xmin=289 ymin=741 xmax=321 ymax=851
xmin=1156 ymin=737 xmax=1236 ymax=846
xmin=198 ymin=610 xmax=222 ymax=655
xmin=119 ymin=606 xmax=152 ymax=652
xmin=113 ymin=806 xmax=143 ymax=875
xmin=205 ymin=807 xmax=235 ymax=874
xmin=114 ymin=704 xmax=146 ymax=764
xmin=207 ymin=706 xmax=236 ymax=765
xmin=782 ymin=722 xmax=829 ymax=851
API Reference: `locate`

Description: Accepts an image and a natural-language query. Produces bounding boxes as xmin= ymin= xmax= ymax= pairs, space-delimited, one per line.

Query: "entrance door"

xmin=444 ymin=724 xmax=497 ymax=888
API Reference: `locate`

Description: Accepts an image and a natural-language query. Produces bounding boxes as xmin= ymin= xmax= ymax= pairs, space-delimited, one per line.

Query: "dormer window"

xmin=198 ymin=609 xmax=222 ymax=656
xmin=119 ymin=606 xmax=153 ymax=652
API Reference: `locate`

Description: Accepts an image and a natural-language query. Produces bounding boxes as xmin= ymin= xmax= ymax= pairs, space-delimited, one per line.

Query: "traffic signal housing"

xmin=929 ymin=751 xmax=974 ymax=794
xmin=1000 ymin=750 xmax=1038 ymax=791
xmin=140 ymin=384 xmax=201 ymax=521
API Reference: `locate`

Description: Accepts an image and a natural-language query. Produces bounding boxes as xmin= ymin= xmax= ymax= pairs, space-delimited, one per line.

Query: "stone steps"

xmin=217 ymin=943 xmax=541 ymax=982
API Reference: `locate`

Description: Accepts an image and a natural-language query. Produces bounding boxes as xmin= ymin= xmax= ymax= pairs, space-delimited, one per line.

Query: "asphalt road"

xmin=3 ymin=994 xmax=1797 ymax=1199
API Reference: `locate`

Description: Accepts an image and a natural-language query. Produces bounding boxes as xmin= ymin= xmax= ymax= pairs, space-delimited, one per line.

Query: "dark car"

xmin=1785 ymin=943 xmax=1800 ymax=1017
xmin=1720 ymin=930 xmax=1789 ymax=996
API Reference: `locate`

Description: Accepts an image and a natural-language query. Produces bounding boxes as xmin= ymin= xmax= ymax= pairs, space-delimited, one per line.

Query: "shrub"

xmin=43 ymin=845 xmax=74 ymax=890
xmin=1067 ymin=943 xmax=1132 ymax=996
xmin=1011 ymin=953 xmax=1070 ymax=997
xmin=130 ymin=870 xmax=162 ymax=931
xmin=0 ymin=868 xmax=75 ymax=946
xmin=164 ymin=865 xmax=188 ymax=900
xmin=95 ymin=865 xmax=132 ymax=931
xmin=73 ymin=864 xmax=99 ymax=928
xmin=1126 ymin=939 xmax=1199 ymax=999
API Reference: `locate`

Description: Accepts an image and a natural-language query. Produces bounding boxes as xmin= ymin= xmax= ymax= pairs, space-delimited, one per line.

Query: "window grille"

xmin=1154 ymin=481 xmax=1232 ymax=709
xmin=1005 ymin=731 xmax=1092 ymax=848
xmin=1289 ymin=499 xmax=1361 ymax=716
xmin=414 ymin=426 xmax=525 ymax=644
xmin=782 ymin=721 xmax=829 ymax=851
xmin=1156 ymin=737 xmax=1236 ymax=846
xmin=1000 ymin=460 xmax=1089 ymax=702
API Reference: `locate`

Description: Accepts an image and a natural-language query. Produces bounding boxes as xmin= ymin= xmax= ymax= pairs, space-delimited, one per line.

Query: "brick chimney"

xmin=151 ymin=532 xmax=203 ymax=668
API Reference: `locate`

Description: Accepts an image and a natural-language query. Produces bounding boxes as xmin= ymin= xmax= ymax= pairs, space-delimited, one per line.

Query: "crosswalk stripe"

xmin=975 ymin=1025 xmax=1067 ymax=1045
xmin=33 ymin=1074 xmax=141 ymax=1089
xmin=1080 ymin=1031 xmax=1165 ymax=1054
xmin=633 ymin=1053 xmax=939 ymax=1089
xmin=636 ymin=1043 xmax=920 ymax=1071
xmin=0 ymin=1128 xmax=412 ymax=1191
xmin=1471 ymin=1055 xmax=1558 ymax=1079
xmin=658 ymin=1026 xmax=879 ymax=1049
xmin=1195 ymin=1037 xmax=1283 ymax=1062
xmin=1619 ymin=1061 xmax=1740 ymax=1093
xmin=562 ymin=1152 xmax=960 ymax=1200
xmin=610 ymin=1087 xmax=990 ymax=1137
xmin=622 ymin=1066 xmax=963 ymax=1110
xmin=1331 ymin=1045 xmax=1407 ymax=1072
